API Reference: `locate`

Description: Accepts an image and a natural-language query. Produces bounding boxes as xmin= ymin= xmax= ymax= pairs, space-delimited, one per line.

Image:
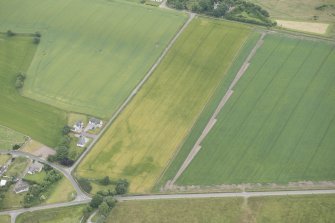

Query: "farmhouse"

xmin=88 ymin=118 xmax=103 ymax=129
xmin=0 ymin=179 xmax=7 ymax=187
xmin=14 ymin=180 xmax=29 ymax=193
xmin=27 ymin=162 xmax=43 ymax=174
xmin=77 ymin=135 xmax=88 ymax=147
xmin=73 ymin=120 xmax=84 ymax=133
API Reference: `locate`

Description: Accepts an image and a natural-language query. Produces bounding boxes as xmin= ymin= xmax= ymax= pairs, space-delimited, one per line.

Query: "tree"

xmin=115 ymin=179 xmax=129 ymax=195
xmin=98 ymin=201 xmax=110 ymax=217
xmin=33 ymin=37 xmax=40 ymax=44
xmin=6 ymin=30 xmax=15 ymax=37
xmin=54 ymin=146 xmax=69 ymax=161
xmin=78 ymin=178 xmax=92 ymax=193
xmin=62 ymin=125 xmax=71 ymax=135
xmin=12 ymin=144 xmax=21 ymax=150
xmin=105 ymin=196 xmax=116 ymax=208
xmin=90 ymin=194 xmax=103 ymax=208
xmin=35 ymin=32 xmax=41 ymax=37
xmin=100 ymin=176 xmax=110 ymax=185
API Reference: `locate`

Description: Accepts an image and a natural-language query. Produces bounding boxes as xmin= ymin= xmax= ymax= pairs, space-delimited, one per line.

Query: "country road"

xmin=118 ymin=189 xmax=335 ymax=201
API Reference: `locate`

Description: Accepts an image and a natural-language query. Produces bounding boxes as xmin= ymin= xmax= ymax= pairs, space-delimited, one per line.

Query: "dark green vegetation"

xmin=0 ymin=33 xmax=66 ymax=147
xmin=16 ymin=205 xmax=86 ymax=223
xmin=107 ymin=195 xmax=335 ymax=223
xmin=177 ymin=34 xmax=335 ymax=186
xmin=167 ymin=0 xmax=275 ymax=26
xmin=0 ymin=0 xmax=186 ymax=118
xmin=23 ymin=166 xmax=63 ymax=207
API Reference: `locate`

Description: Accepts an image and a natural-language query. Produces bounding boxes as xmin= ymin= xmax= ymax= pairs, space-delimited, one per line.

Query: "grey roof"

xmin=28 ymin=162 xmax=43 ymax=173
xmin=78 ymin=136 xmax=86 ymax=145
xmin=89 ymin=118 xmax=101 ymax=125
xmin=74 ymin=120 xmax=83 ymax=127
xmin=14 ymin=180 xmax=29 ymax=193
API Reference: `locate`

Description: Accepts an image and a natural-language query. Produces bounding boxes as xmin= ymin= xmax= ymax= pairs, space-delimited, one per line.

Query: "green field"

xmin=0 ymin=34 xmax=66 ymax=147
xmin=0 ymin=0 xmax=186 ymax=118
xmin=107 ymin=198 xmax=243 ymax=223
xmin=0 ymin=126 xmax=27 ymax=150
xmin=107 ymin=195 xmax=335 ymax=223
xmin=76 ymin=18 xmax=252 ymax=193
xmin=16 ymin=205 xmax=86 ymax=223
xmin=6 ymin=157 xmax=29 ymax=178
xmin=249 ymin=195 xmax=335 ymax=223
xmin=176 ymin=34 xmax=335 ymax=186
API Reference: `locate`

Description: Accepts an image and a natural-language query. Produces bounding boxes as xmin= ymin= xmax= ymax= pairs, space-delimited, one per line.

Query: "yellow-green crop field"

xmin=0 ymin=0 xmax=186 ymax=118
xmin=76 ymin=18 xmax=252 ymax=193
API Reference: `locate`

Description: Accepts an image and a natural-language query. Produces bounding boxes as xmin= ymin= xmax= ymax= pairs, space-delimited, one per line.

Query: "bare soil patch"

xmin=276 ymin=20 xmax=329 ymax=34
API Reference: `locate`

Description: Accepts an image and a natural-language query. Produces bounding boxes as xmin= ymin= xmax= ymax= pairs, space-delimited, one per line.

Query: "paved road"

xmin=70 ymin=12 xmax=195 ymax=174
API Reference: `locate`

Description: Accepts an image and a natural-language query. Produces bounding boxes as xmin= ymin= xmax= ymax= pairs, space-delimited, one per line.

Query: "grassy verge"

xmin=16 ymin=205 xmax=86 ymax=223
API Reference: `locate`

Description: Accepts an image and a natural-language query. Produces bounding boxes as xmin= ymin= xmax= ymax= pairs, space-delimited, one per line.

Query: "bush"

xmin=115 ymin=179 xmax=129 ymax=195
xmin=62 ymin=125 xmax=71 ymax=135
xmin=33 ymin=37 xmax=40 ymax=44
xmin=35 ymin=32 xmax=41 ymax=37
xmin=6 ymin=30 xmax=15 ymax=37
xmin=105 ymin=196 xmax=116 ymax=208
xmin=90 ymin=194 xmax=103 ymax=208
xmin=99 ymin=176 xmax=111 ymax=185
xmin=78 ymin=178 xmax=92 ymax=193
xmin=12 ymin=144 xmax=21 ymax=150
xmin=15 ymin=72 xmax=26 ymax=89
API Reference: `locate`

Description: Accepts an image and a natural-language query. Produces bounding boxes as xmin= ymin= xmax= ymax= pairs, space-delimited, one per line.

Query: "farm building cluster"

xmin=72 ymin=117 xmax=103 ymax=147
xmin=0 ymin=156 xmax=44 ymax=193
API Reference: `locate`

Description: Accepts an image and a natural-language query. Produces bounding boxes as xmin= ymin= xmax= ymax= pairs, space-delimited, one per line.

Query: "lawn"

xmin=0 ymin=154 xmax=11 ymax=166
xmin=76 ymin=18 xmax=252 ymax=193
xmin=16 ymin=205 xmax=86 ymax=223
xmin=177 ymin=34 xmax=335 ymax=186
xmin=24 ymin=170 xmax=47 ymax=184
xmin=107 ymin=198 xmax=243 ymax=223
xmin=0 ymin=125 xmax=27 ymax=150
xmin=0 ymin=33 xmax=66 ymax=147
xmin=6 ymin=157 xmax=29 ymax=178
xmin=0 ymin=0 xmax=187 ymax=118
xmin=0 ymin=215 xmax=10 ymax=223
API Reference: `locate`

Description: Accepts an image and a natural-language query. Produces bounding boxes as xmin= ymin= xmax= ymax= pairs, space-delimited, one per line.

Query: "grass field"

xmin=46 ymin=177 xmax=76 ymax=204
xmin=248 ymin=195 xmax=335 ymax=223
xmin=0 ymin=215 xmax=10 ymax=223
xmin=76 ymin=18 xmax=252 ymax=193
xmin=16 ymin=205 xmax=86 ymax=223
xmin=107 ymin=195 xmax=335 ymax=223
xmin=6 ymin=157 xmax=29 ymax=178
xmin=0 ymin=126 xmax=27 ymax=150
xmin=107 ymin=198 xmax=243 ymax=223
xmin=0 ymin=33 xmax=66 ymax=147
xmin=0 ymin=154 xmax=11 ymax=166
xmin=0 ymin=0 xmax=186 ymax=118
xmin=177 ymin=34 xmax=335 ymax=186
